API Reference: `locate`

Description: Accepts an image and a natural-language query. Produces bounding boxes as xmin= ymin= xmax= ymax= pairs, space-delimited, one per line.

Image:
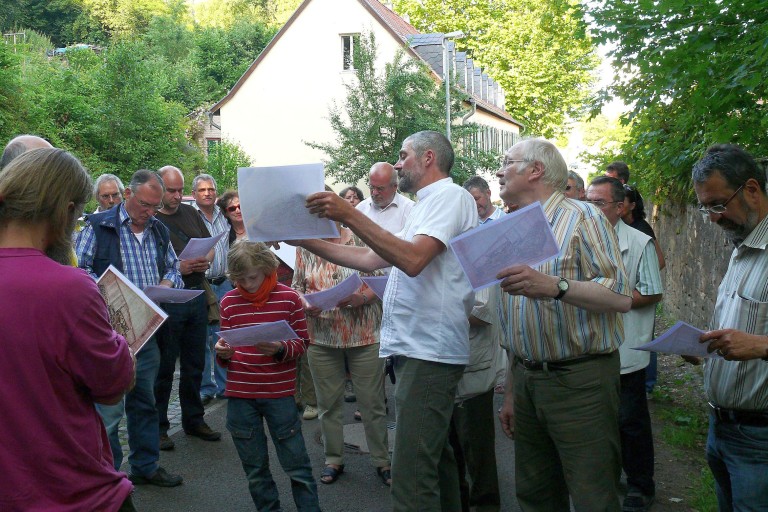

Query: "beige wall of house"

xmin=220 ymin=0 xmax=406 ymax=167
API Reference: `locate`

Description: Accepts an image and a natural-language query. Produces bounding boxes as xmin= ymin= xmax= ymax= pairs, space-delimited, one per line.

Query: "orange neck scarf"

xmin=236 ymin=270 xmax=277 ymax=308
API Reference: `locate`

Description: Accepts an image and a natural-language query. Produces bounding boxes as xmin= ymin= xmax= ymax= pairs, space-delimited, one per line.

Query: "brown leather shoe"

xmin=184 ymin=423 xmax=221 ymax=441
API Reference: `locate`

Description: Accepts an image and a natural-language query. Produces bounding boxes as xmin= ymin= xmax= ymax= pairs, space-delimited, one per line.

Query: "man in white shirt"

xmin=587 ymin=176 xmax=663 ymax=512
xmin=295 ymin=131 xmax=477 ymax=512
xmin=356 ymin=162 xmax=414 ymax=234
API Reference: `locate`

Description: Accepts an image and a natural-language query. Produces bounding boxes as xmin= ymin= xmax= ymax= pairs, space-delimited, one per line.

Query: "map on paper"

xmin=217 ymin=320 xmax=299 ymax=347
xmin=635 ymin=321 xmax=722 ymax=358
xmin=449 ymin=202 xmax=560 ymax=291
xmin=97 ymin=265 xmax=168 ymax=354
xmin=361 ymin=275 xmax=389 ymax=300
xmin=304 ymin=273 xmax=364 ymax=311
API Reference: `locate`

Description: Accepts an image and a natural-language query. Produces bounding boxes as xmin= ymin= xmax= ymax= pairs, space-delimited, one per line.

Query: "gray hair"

xmin=692 ymin=144 xmax=766 ymax=193
xmin=404 ymin=131 xmax=455 ymax=175
xmin=463 ymin=175 xmax=490 ymax=193
xmin=93 ymin=173 xmax=125 ymax=198
xmin=512 ymin=139 xmax=568 ymax=191
xmin=129 ymin=169 xmax=165 ymax=193
xmin=589 ymin=175 xmax=626 ymax=202
xmin=192 ymin=174 xmax=217 ymax=191
xmin=567 ymin=170 xmax=585 ymax=190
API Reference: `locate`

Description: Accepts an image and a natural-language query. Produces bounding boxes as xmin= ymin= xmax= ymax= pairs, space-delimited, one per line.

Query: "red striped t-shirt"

xmin=218 ymin=283 xmax=309 ymax=399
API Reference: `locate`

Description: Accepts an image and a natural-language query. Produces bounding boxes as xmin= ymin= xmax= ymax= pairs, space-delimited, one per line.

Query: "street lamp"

xmin=443 ymin=30 xmax=465 ymax=141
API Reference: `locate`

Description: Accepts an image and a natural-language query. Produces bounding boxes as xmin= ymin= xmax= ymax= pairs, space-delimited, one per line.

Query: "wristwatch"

xmin=554 ymin=277 xmax=569 ymax=300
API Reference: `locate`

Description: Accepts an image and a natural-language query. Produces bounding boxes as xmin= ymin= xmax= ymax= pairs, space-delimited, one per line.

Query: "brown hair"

xmin=227 ymin=240 xmax=279 ymax=282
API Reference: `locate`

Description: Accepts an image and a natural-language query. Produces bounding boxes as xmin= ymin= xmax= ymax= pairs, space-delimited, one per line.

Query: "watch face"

xmin=558 ymin=279 xmax=568 ymax=291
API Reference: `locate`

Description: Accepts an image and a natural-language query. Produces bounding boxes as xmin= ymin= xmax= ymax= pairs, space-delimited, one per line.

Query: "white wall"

xmin=220 ymin=0 xmax=406 ymax=167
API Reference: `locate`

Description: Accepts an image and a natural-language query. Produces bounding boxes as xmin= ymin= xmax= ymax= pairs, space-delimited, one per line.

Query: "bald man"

xmin=356 ymin=162 xmax=414 ymax=234
xmin=1 ymin=135 xmax=52 ymax=170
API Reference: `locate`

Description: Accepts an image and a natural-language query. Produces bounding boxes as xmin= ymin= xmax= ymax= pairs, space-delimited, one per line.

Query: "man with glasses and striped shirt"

xmin=692 ymin=144 xmax=768 ymax=511
xmin=496 ymin=138 xmax=631 ymax=512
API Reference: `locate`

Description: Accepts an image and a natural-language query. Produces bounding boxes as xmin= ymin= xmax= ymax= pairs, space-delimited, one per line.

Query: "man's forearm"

xmin=561 ymin=279 xmax=632 ymax=313
xmin=298 ymin=239 xmax=386 ymax=273
xmin=631 ymin=290 xmax=662 ymax=309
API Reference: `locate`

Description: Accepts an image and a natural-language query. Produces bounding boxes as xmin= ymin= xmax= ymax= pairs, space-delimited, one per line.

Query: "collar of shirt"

xmin=118 ymin=203 xmax=154 ymax=233
xmin=192 ymin=202 xmax=224 ymax=224
xmin=740 ymin=213 xmax=768 ymax=250
xmin=416 ymin=177 xmax=452 ymax=201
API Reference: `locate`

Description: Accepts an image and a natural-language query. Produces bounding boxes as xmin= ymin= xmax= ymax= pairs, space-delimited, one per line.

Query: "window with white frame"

xmin=341 ymin=34 xmax=360 ymax=71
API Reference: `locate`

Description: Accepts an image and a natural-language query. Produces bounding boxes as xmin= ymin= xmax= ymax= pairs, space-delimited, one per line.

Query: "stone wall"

xmin=651 ymin=202 xmax=733 ymax=329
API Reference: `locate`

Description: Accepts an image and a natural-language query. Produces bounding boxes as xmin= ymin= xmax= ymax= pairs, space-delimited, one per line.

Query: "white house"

xmin=209 ymin=0 xmax=524 ymax=167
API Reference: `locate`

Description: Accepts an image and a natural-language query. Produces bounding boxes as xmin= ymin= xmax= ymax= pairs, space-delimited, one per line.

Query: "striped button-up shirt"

xmin=705 ymin=213 xmax=768 ymax=411
xmin=75 ymin=204 xmax=183 ymax=289
xmin=194 ymin=203 xmax=230 ymax=279
xmin=500 ymin=192 xmax=630 ymax=361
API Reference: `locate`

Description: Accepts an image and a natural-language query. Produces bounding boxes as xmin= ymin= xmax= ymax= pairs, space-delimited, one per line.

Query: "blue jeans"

xmin=619 ymin=369 xmax=655 ymax=496
xmin=706 ymin=415 xmax=768 ymax=511
xmin=97 ymin=337 xmax=161 ymax=475
xmin=155 ymin=292 xmax=208 ymax=432
xmin=201 ymin=280 xmax=232 ymax=398
xmin=226 ymin=397 xmax=319 ymax=512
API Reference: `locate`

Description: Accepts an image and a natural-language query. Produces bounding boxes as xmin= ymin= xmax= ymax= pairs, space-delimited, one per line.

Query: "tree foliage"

xmin=589 ymin=1 xmax=768 ymax=204
xmin=394 ymin=0 xmax=599 ymax=138
xmin=206 ymin=139 xmax=252 ymax=191
xmin=308 ymin=32 xmax=500 ymax=186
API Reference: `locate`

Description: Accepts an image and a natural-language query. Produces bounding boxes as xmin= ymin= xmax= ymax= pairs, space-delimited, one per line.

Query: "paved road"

xmin=129 ymin=381 xmax=521 ymax=511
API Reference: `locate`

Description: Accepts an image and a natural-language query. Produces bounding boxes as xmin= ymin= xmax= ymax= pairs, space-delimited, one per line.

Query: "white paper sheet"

xmin=143 ymin=286 xmax=204 ymax=304
xmin=361 ymin=275 xmax=389 ymax=300
xmin=634 ymin=321 xmax=722 ymax=358
xmin=272 ymin=243 xmax=297 ymax=270
xmin=97 ymin=265 xmax=168 ymax=354
xmin=178 ymin=232 xmax=227 ymax=260
xmin=303 ymin=273 xmax=364 ymax=311
xmin=216 ymin=320 xmax=299 ymax=347
xmin=448 ymin=202 xmax=560 ymax=291
xmin=237 ymin=163 xmax=339 ymax=242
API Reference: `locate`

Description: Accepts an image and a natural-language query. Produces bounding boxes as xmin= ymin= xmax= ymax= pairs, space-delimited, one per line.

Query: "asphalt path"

xmin=130 ymin=385 xmax=520 ymax=511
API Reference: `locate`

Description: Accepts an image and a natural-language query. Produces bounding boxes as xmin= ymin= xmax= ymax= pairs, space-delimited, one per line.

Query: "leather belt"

xmin=708 ymin=402 xmax=768 ymax=427
xmin=207 ymin=276 xmax=227 ymax=286
xmin=514 ymin=353 xmax=607 ymax=372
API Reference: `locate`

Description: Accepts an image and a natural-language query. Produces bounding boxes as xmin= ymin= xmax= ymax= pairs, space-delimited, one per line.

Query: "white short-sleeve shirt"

xmin=379 ymin=178 xmax=478 ymax=364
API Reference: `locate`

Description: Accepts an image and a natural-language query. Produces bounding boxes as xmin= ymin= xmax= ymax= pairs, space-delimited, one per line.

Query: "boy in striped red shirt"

xmin=215 ymin=241 xmax=320 ymax=511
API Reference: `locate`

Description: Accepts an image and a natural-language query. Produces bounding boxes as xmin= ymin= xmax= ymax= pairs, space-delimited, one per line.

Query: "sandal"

xmin=376 ymin=467 xmax=392 ymax=487
xmin=320 ymin=464 xmax=344 ymax=484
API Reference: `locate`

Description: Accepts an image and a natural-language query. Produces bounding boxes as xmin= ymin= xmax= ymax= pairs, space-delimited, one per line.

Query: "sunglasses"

xmin=226 ymin=204 xmax=241 ymax=213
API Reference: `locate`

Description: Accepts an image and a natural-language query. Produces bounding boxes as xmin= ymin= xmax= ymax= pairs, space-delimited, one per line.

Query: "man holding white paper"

xmin=154 ymin=166 xmax=221 ymax=449
xmin=692 ymin=144 xmax=768 ymax=511
xmin=587 ymin=176 xmax=663 ymax=512
xmin=495 ymin=138 xmax=631 ymax=512
xmin=297 ymin=130 xmax=477 ymax=511
xmin=76 ymin=169 xmax=185 ymax=487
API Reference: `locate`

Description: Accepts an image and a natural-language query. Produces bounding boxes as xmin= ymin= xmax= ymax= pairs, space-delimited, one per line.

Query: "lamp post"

xmin=442 ymin=30 xmax=465 ymax=141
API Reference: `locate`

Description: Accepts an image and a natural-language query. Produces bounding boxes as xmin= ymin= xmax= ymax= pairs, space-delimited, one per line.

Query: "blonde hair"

xmin=0 ymin=148 xmax=91 ymax=246
xmin=227 ymin=240 xmax=279 ymax=282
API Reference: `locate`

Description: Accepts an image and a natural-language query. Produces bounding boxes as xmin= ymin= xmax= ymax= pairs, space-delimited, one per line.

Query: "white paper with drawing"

xmin=216 ymin=320 xmax=299 ymax=347
xmin=237 ymin=163 xmax=339 ymax=242
xmin=635 ymin=321 xmax=722 ymax=358
xmin=303 ymin=273 xmax=364 ymax=311
xmin=177 ymin=232 xmax=227 ymax=260
xmin=96 ymin=265 xmax=168 ymax=354
xmin=449 ymin=202 xmax=560 ymax=291
xmin=143 ymin=286 xmax=204 ymax=304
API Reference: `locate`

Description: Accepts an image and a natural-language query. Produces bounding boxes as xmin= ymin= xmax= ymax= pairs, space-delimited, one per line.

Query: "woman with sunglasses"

xmin=217 ymin=190 xmax=246 ymax=244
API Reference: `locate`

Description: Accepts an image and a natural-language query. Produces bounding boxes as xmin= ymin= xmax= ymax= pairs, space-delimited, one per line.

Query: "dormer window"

xmin=341 ymin=34 xmax=360 ymax=71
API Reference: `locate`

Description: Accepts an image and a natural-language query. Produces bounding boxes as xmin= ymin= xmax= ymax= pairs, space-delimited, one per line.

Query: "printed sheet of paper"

xmin=144 ymin=286 xmax=204 ymax=304
xmin=238 ymin=163 xmax=339 ymax=242
xmin=303 ymin=273 xmax=364 ymax=311
xmin=361 ymin=275 xmax=389 ymax=300
xmin=449 ymin=202 xmax=560 ymax=291
xmin=216 ymin=320 xmax=299 ymax=347
xmin=177 ymin=232 xmax=227 ymax=260
xmin=96 ymin=265 xmax=168 ymax=354
xmin=272 ymin=243 xmax=297 ymax=270
xmin=635 ymin=321 xmax=722 ymax=358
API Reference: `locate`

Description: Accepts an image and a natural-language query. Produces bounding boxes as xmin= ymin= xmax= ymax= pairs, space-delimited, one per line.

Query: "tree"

xmin=206 ymin=139 xmax=252 ymax=191
xmin=394 ymin=0 xmax=599 ymax=138
xmin=589 ymin=1 xmax=768 ymax=204
xmin=307 ymin=32 xmax=500 ymax=186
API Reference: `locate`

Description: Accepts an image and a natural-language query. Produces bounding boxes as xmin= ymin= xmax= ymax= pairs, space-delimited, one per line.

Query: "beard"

xmin=718 ymin=207 xmax=759 ymax=246
xmin=398 ymin=173 xmax=414 ymax=194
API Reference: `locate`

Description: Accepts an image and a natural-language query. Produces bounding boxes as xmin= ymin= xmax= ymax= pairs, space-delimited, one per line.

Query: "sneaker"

xmin=159 ymin=434 xmax=175 ymax=451
xmin=344 ymin=379 xmax=357 ymax=402
xmin=303 ymin=405 xmax=318 ymax=420
xmin=184 ymin=423 xmax=221 ymax=441
xmin=129 ymin=466 xmax=183 ymax=487
xmin=622 ymin=488 xmax=654 ymax=512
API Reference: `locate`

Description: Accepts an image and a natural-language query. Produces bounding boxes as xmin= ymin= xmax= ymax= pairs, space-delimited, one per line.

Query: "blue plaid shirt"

xmin=75 ymin=204 xmax=183 ymax=289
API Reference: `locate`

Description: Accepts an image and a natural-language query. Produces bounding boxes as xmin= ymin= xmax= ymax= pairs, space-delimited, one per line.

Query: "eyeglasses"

xmin=226 ymin=204 xmax=241 ymax=213
xmin=369 ymin=185 xmax=393 ymax=193
xmin=585 ymin=199 xmax=622 ymax=208
xmin=501 ymin=158 xmax=531 ymax=168
xmin=697 ymin=185 xmax=743 ymax=216
xmin=136 ymin=198 xmax=164 ymax=211
xmin=99 ymin=193 xmax=121 ymax=201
